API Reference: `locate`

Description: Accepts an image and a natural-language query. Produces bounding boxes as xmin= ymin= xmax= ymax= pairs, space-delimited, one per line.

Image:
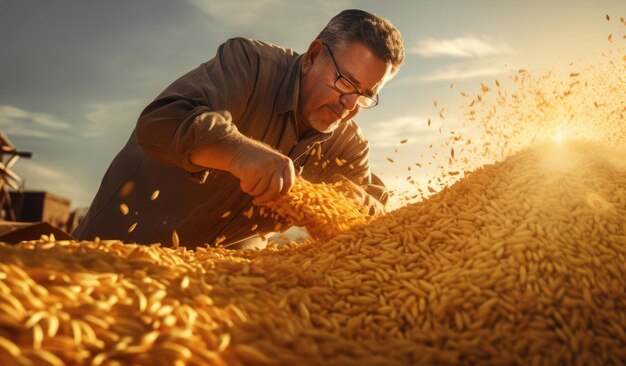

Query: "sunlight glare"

xmin=554 ymin=129 xmax=564 ymax=144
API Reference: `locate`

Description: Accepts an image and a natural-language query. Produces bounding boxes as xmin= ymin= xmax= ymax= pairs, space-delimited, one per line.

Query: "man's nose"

xmin=340 ymin=93 xmax=360 ymax=111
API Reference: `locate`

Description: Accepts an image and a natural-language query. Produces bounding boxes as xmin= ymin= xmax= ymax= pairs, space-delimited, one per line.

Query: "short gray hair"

xmin=316 ymin=9 xmax=405 ymax=74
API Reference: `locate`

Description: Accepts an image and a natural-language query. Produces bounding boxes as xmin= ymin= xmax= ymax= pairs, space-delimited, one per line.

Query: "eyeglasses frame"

xmin=321 ymin=42 xmax=380 ymax=109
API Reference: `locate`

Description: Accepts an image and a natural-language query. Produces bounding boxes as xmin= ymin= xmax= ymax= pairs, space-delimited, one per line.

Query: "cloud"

xmin=362 ymin=115 xmax=435 ymax=148
xmin=0 ymin=105 xmax=70 ymax=139
xmin=81 ymin=100 xmax=144 ymax=138
xmin=397 ymin=63 xmax=507 ymax=84
xmin=188 ymin=0 xmax=281 ymax=25
xmin=420 ymin=65 xmax=507 ymax=82
xmin=411 ymin=36 xmax=509 ymax=58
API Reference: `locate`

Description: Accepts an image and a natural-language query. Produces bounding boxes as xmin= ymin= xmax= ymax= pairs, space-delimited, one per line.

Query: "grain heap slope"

xmin=1 ymin=139 xmax=625 ymax=365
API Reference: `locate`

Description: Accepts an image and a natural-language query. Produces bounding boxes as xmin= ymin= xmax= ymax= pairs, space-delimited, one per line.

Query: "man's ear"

xmin=301 ymin=40 xmax=324 ymax=76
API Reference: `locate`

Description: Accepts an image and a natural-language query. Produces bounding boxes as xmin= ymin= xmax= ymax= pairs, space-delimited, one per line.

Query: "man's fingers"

xmin=254 ymin=172 xmax=284 ymax=204
xmin=238 ymin=150 xmax=294 ymax=203
xmin=240 ymin=175 xmax=260 ymax=194
xmin=281 ymin=162 xmax=296 ymax=195
xmin=333 ymin=176 xmax=365 ymax=202
xmin=248 ymin=175 xmax=271 ymax=198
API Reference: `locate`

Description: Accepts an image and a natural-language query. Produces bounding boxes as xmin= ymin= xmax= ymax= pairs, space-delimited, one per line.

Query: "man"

xmin=73 ymin=9 xmax=404 ymax=249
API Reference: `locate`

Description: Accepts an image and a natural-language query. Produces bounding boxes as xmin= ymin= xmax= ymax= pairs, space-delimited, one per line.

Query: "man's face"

xmin=299 ymin=40 xmax=394 ymax=133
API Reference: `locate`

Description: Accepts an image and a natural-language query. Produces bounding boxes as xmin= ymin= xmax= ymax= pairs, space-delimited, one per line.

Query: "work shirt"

xmin=73 ymin=37 xmax=388 ymax=248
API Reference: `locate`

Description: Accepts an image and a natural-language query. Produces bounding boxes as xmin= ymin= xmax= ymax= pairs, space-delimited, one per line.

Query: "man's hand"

xmin=230 ymin=145 xmax=296 ymax=204
xmin=331 ymin=174 xmax=367 ymax=206
xmin=189 ymin=127 xmax=296 ymax=204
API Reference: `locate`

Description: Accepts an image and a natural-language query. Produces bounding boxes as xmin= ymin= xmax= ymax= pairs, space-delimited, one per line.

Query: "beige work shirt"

xmin=74 ymin=37 xmax=388 ymax=248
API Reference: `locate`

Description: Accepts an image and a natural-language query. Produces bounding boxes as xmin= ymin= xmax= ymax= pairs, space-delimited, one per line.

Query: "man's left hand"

xmin=330 ymin=174 xmax=367 ymax=206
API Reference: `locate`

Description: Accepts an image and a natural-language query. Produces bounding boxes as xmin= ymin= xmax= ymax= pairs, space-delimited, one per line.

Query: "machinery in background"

xmin=0 ymin=130 xmax=82 ymax=240
xmin=0 ymin=130 xmax=32 ymax=221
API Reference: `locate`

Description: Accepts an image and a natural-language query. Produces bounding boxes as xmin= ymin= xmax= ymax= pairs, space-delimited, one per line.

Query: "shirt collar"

xmin=276 ymin=52 xmax=334 ymax=141
xmin=276 ymin=53 xmax=303 ymax=115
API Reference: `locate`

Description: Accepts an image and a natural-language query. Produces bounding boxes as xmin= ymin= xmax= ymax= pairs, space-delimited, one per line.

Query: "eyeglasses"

xmin=322 ymin=42 xmax=379 ymax=109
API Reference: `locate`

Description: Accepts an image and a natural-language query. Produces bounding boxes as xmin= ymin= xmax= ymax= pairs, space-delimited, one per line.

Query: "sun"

xmin=553 ymin=129 xmax=564 ymax=144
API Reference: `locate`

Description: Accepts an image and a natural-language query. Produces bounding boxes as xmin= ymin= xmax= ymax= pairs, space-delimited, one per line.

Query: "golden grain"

xmin=171 ymin=230 xmax=180 ymax=249
xmin=150 ymin=190 xmax=160 ymax=201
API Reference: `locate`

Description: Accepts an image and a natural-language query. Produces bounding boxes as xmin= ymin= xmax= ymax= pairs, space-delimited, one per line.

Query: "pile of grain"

xmin=1 ymin=140 xmax=625 ymax=365
xmin=260 ymin=178 xmax=371 ymax=241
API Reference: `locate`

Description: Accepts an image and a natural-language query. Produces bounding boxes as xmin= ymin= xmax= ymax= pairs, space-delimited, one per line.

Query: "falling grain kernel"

xmin=172 ymin=230 xmax=180 ymax=248
xmin=221 ymin=211 xmax=231 ymax=218
xmin=150 ymin=190 xmax=160 ymax=201
xmin=428 ymin=118 xmax=431 ymax=127
xmin=451 ymin=148 xmax=455 ymax=158
xmin=119 ymin=181 xmax=135 ymax=198
xmin=434 ymin=99 xmax=438 ymax=107
xmin=214 ymin=235 xmax=226 ymax=246
xmin=387 ymin=158 xmax=395 ymax=163
xmin=608 ymin=34 xmax=612 ymax=42
xmin=322 ymin=161 xmax=328 ymax=169
xmin=243 ymin=207 xmax=254 ymax=219
xmin=119 ymin=203 xmax=129 ymax=216
xmin=605 ymin=14 xmax=610 ymax=21
xmin=128 ymin=223 xmax=137 ymax=233
xmin=251 ymin=224 xmax=258 ymax=231
xmin=400 ymin=139 xmax=408 ymax=144
xmin=335 ymin=158 xmax=344 ymax=166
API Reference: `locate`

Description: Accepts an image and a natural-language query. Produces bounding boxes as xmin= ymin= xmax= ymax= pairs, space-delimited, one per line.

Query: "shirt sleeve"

xmin=135 ymin=37 xmax=258 ymax=173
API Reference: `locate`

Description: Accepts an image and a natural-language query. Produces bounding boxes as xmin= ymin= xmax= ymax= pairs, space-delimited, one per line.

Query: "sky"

xmin=1 ymin=0 xmax=624 ymax=210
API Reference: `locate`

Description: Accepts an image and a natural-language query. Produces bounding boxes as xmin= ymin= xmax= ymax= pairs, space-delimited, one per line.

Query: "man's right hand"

xmin=189 ymin=125 xmax=296 ymax=204
xmin=229 ymin=145 xmax=296 ymax=204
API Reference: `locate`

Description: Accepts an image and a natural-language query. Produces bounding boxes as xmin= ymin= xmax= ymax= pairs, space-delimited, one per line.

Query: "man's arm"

xmin=135 ymin=38 xmax=255 ymax=173
xmin=134 ymin=38 xmax=295 ymax=202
